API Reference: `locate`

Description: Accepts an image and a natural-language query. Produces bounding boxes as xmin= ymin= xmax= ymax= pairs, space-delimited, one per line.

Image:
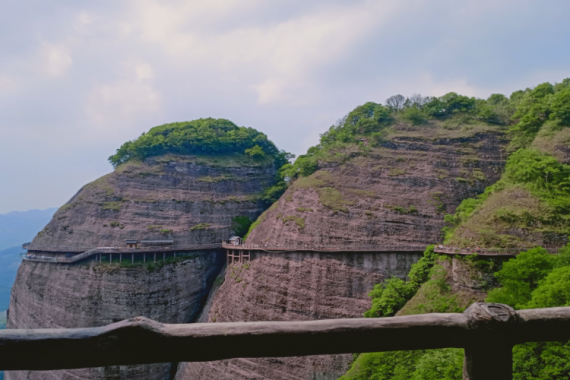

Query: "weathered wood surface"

xmin=1 ymin=303 xmax=569 ymax=376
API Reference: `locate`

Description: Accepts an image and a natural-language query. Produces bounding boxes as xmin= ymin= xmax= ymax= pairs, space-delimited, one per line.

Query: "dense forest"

xmin=333 ymin=79 xmax=570 ymax=379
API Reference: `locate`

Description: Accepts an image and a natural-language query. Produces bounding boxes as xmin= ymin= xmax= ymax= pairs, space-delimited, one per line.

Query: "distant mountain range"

xmin=0 ymin=245 xmax=23 ymax=311
xmin=0 ymin=208 xmax=56 ymax=311
xmin=0 ymin=208 xmax=57 ymax=251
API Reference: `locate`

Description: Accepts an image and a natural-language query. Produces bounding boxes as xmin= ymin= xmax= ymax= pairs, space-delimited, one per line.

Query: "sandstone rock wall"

xmin=179 ymin=127 xmax=508 ymax=380
xmin=247 ymin=131 xmax=506 ymax=247
xmin=8 ymin=153 xmax=275 ymax=380
xmin=7 ymin=251 xmax=224 ymax=380
xmin=31 ymin=154 xmax=276 ymax=250
xmin=177 ymin=250 xmax=422 ymax=380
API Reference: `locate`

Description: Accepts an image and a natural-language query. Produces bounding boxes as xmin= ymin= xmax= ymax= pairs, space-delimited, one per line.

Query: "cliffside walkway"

xmin=434 ymin=245 xmax=562 ymax=256
xmin=21 ymin=242 xmax=564 ymax=264
xmin=22 ymin=244 xmax=222 ymax=264
xmin=222 ymin=242 xmax=427 ymax=265
xmin=2 ymin=303 xmax=570 ymax=380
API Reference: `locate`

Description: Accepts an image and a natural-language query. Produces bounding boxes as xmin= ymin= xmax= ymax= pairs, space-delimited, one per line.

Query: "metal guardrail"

xmin=222 ymin=242 xmax=427 ymax=252
xmin=434 ymin=246 xmax=562 ymax=256
xmin=1 ymin=303 xmax=569 ymax=380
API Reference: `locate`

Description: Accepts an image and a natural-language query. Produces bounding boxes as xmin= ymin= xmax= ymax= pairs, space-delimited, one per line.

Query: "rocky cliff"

xmin=178 ymin=121 xmax=509 ymax=379
xmin=445 ymin=126 xmax=570 ymax=249
xmin=247 ymin=123 xmax=506 ymax=247
xmin=31 ymin=154 xmax=276 ymax=249
xmin=8 ymin=152 xmax=277 ymax=380
xmin=176 ymin=251 xmax=422 ymax=380
xmin=8 ymin=252 xmax=223 ymax=380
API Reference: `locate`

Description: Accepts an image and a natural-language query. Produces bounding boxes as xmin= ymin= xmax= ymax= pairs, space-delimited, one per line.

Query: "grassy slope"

xmin=445 ymin=127 xmax=570 ymax=249
xmin=245 ymin=114 xmax=506 ymax=240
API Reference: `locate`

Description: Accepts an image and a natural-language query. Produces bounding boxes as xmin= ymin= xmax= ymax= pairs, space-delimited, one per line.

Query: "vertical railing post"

xmin=462 ymin=303 xmax=517 ymax=380
xmin=463 ymin=344 xmax=513 ymax=380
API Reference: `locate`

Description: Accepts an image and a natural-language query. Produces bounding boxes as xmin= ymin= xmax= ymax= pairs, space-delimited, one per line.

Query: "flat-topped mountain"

xmin=30 ymin=118 xmax=288 ymax=251
xmin=7 ymin=118 xmax=288 ymax=380
xmin=179 ymin=99 xmax=511 ymax=379
xmin=31 ymin=153 xmax=276 ymax=250
xmin=246 ymin=124 xmax=506 ymax=248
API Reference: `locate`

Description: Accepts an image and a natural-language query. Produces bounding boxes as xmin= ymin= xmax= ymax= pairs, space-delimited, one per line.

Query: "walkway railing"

xmin=25 ymin=243 xmax=223 ymax=253
xmin=222 ymin=242 xmax=427 ymax=252
xmin=22 ymin=244 xmax=223 ymax=263
xmin=434 ymin=246 xmax=562 ymax=256
xmin=1 ymin=303 xmax=569 ymax=380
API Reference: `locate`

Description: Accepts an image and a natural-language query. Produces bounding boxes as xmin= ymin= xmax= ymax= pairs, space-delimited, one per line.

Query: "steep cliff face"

xmin=8 ymin=153 xmax=277 ymax=380
xmin=7 ymin=252 xmax=224 ymax=380
xmin=177 ymin=251 xmax=422 ymax=380
xmin=178 ymin=123 xmax=508 ymax=380
xmin=247 ymin=124 xmax=507 ymax=247
xmin=446 ymin=126 xmax=570 ymax=249
xmin=31 ymin=154 xmax=276 ymax=249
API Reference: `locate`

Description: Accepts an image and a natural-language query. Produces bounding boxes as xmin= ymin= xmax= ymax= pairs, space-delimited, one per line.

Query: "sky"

xmin=1 ymin=0 xmax=570 ymax=214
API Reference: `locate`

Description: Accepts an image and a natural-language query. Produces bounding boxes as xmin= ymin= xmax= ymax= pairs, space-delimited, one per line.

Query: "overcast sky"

xmin=1 ymin=0 xmax=569 ymax=214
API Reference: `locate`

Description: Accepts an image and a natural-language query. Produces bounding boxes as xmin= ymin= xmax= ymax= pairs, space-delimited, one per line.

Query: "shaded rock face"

xmin=247 ymin=132 xmax=507 ymax=247
xmin=178 ymin=129 xmax=508 ymax=380
xmin=31 ymin=154 xmax=276 ymax=250
xmin=7 ymin=251 xmax=225 ymax=380
xmin=177 ymin=250 xmax=422 ymax=380
xmin=8 ymin=154 xmax=274 ymax=380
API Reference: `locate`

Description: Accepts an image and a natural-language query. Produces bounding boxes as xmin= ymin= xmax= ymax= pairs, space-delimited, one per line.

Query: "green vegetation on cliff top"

xmin=108 ymin=118 xmax=292 ymax=169
xmin=443 ymin=79 xmax=570 ymax=248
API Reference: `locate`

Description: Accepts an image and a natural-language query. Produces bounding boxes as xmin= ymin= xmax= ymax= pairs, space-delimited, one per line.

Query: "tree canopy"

xmin=108 ymin=118 xmax=290 ymax=168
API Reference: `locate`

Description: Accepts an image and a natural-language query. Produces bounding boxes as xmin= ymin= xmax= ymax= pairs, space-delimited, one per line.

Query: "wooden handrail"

xmin=1 ymin=303 xmax=570 ymax=380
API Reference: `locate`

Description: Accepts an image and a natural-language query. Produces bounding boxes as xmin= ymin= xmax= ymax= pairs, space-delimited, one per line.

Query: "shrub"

xmin=401 ymin=107 xmax=427 ymax=125
xmin=231 ymin=216 xmax=252 ymax=237
xmin=486 ymin=247 xmax=555 ymax=309
xmin=190 ymin=223 xmax=210 ymax=231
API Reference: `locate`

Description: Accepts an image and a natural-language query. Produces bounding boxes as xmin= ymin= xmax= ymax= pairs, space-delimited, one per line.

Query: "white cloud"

xmin=2 ymin=0 xmax=570 ymax=212
xmin=41 ymin=43 xmax=73 ymax=77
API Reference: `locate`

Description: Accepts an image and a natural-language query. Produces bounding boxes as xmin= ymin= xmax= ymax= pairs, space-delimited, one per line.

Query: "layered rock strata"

xmin=180 ymin=125 xmax=508 ymax=379
xmin=8 ymin=153 xmax=277 ymax=380
xmin=30 ymin=154 xmax=276 ymax=250
xmin=176 ymin=250 xmax=422 ymax=380
xmin=247 ymin=128 xmax=507 ymax=247
xmin=7 ymin=252 xmax=224 ymax=380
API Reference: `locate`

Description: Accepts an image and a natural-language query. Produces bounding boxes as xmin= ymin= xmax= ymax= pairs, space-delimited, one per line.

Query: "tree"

xmin=486 ymin=247 xmax=555 ymax=309
xmin=386 ymin=95 xmax=406 ymax=112
xmin=244 ymin=145 xmax=266 ymax=159
xmin=231 ymin=216 xmax=252 ymax=237
xmin=409 ymin=93 xmax=428 ymax=108
xmin=526 ymin=266 xmax=570 ymax=308
xmin=550 ymin=87 xmax=570 ymax=126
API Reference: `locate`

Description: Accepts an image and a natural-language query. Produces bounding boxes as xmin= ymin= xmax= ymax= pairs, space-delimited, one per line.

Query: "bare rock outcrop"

xmin=30 ymin=154 xmax=276 ymax=249
xmin=8 ymin=153 xmax=276 ymax=380
xmin=176 ymin=250 xmax=422 ymax=380
xmin=8 ymin=252 xmax=223 ymax=380
xmin=247 ymin=130 xmax=506 ymax=247
xmin=179 ymin=126 xmax=508 ymax=380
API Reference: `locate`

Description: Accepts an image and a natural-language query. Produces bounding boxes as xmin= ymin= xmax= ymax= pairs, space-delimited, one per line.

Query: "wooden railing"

xmin=1 ymin=303 xmax=569 ymax=380
xmin=222 ymin=242 xmax=427 ymax=252
xmin=434 ymin=246 xmax=562 ymax=256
